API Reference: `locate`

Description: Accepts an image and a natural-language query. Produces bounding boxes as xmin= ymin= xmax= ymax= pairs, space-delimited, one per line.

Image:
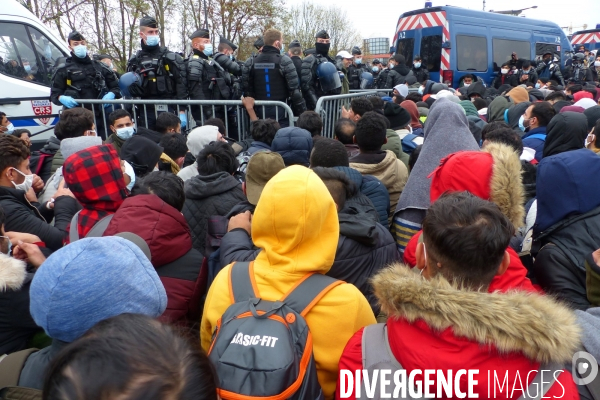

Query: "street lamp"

xmin=489 ymin=5 xmax=537 ymax=16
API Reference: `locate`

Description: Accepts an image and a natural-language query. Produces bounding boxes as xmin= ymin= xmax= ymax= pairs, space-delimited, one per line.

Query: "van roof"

xmin=2 ymin=0 xmax=44 ymax=23
xmin=572 ymin=28 xmax=600 ymax=35
xmin=399 ymin=6 xmax=561 ymax=30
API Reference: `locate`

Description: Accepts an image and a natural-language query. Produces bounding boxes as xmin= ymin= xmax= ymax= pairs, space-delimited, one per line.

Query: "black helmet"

xmin=573 ymin=52 xmax=585 ymax=62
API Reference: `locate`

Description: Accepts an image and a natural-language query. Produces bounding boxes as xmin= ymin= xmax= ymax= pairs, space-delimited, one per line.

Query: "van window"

xmin=456 ymin=35 xmax=487 ymax=72
xmin=396 ymin=38 xmax=414 ymax=66
xmin=0 ymin=22 xmax=65 ymax=86
xmin=493 ymin=38 xmax=530 ymax=71
xmin=420 ymin=35 xmax=442 ymax=73
xmin=535 ymin=43 xmax=561 ymax=64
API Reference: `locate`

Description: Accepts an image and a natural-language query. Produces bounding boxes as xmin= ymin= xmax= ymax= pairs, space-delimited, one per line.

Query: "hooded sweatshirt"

xmin=201 ymin=166 xmax=376 ymax=400
xmin=336 ymin=264 xmax=580 ymax=400
xmin=20 ymin=236 xmax=167 ymax=389
xmin=400 ymin=100 xmax=423 ymax=132
xmin=543 ymin=112 xmax=588 ymax=158
xmin=507 ymin=86 xmax=529 ymax=104
xmin=507 ymin=101 xmax=531 ymax=133
xmin=178 ymin=125 xmax=219 ymax=182
xmin=62 ymin=145 xmax=128 ymax=241
xmin=271 ymin=127 xmax=313 ymax=166
xmin=393 ymin=97 xmax=479 ymax=253
xmin=120 ymin=135 xmax=163 ymax=178
xmin=488 ymin=95 xmax=513 ymax=122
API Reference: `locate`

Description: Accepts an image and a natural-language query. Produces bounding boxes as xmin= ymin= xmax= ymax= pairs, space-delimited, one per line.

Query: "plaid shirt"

xmin=63 ymin=145 xmax=127 ymax=241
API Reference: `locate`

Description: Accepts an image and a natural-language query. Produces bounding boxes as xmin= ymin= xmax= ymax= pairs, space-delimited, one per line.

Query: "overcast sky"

xmin=287 ymin=0 xmax=600 ymax=43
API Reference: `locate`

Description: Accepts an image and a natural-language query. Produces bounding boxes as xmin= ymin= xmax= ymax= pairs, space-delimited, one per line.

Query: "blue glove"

xmin=59 ymin=95 xmax=79 ymax=108
xmin=179 ymin=112 xmax=187 ymax=129
xmin=102 ymin=92 xmax=116 ymax=108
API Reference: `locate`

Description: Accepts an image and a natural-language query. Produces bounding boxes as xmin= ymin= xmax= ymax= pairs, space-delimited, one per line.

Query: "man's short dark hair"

xmin=204 ymin=118 xmax=226 ymax=136
xmin=539 ymin=77 xmax=549 ymax=84
xmin=196 ymin=141 xmax=238 ymax=176
xmin=12 ymin=129 xmax=31 ymax=139
xmin=545 ymin=91 xmax=566 ymax=102
xmin=54 ymin=108 xmax=94 ymax=140
xmin=109 ymin=109 xmax=132 ymax=126
xmin=484 ymin=128 xmax=523 ymax=155
xmin=472 ymin=97 xmax=487 ymax=111
xmin=463 ymin=74 xmax=474 ymax=81
xmin=367 ymin=96 xmax=384 ymax=111
xmin=296 ymin=111 xmax=323 ymax=137
xmin=350 ymin=98 xmax=374 ymax=118
xmin=422 ymin=192 xmax=513 ymax=289
xmin=354 ymin=111 xmax=388 ymax=152
xmin=405 ymin=92 xmax=423 ymax=103
xmin=0 ymin=135 xmax=30 ymax=173
xmin=250 ymin=119 xmax=280 ymax=145
xmin=522 ymin=60 xmax=531 ymax=69
xmin=159 ymin=133 xmax=188 ymax=160
xmin=155 ymin=112 xmax=180 ymax=134
xmin=481 ymin=121 xmax=510 ymax=142
xmin=393 ymin=54 xmax=405 ymax=64
xmin=217 ymin=42 xmax=232 ymax=52
xmin=334 ymin=118 xmax=356 ymax=145
xmin=131 ymin=171 xmax=185 ymax=211
xmin=312 ymin=167 xmax=356 ymax=210
xmin=569 ymin=84 xmax=583 ymax=94
xmin=586 ymin=88 xmax=597 ymax=99
xmin=530 ymin=102 xmax=555 ymax=127
xmin=310 ymin=138 xmax=349 ymax=168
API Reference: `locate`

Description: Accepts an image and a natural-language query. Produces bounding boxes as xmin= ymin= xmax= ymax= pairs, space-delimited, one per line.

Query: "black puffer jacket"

xmin=182 ymin=172 xmax=246 ymax=257
xmin=385 ymin=64 xmax=417 ymax=88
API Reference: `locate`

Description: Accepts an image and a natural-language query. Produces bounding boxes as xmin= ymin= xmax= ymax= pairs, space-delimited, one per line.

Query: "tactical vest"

xmin=348 ymin=64 xmax=363 ymax=90
xmin=251 ymin=52 xmax=288 ymax=101
xmin=63 ymin=58 xmax=105 ymax=100
xmin=134 ymin=48 xmax=175 ymax=97
xmin=188 ymin=55 xmax=231 ymax=100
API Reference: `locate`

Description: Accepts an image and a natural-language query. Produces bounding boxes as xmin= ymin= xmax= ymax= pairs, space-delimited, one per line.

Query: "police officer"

xmin=242 ymin=28 xmax=306 ymax=127
xmin=301 ymin=30 xmax=341 ymax=110
xmin=347 ymin=46 xmax=369 ymax=90
xmin=254 ymin=37 xmax=264 ymax=54
xmin=186 ymin=28 xmax=232 ymax=123
xmin=213 ymin=36 xmax=242 ymax=77
xmin=50 ymin=31 xmax=120 ymax=139
xmin=568 ymin=53 xmax=594 ymax=85
xmin=126 ymin=16 xmax=187 ymax=131
xmin=288 ymin=40 xmax=303 ymax=80
xmin=94 ymin=54 xmax=120 ymax=79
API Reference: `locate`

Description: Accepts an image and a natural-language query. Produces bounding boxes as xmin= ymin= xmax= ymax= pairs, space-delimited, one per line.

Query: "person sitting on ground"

xmin=103 ymin=172 xmax=204 ymax=324
xmin=340 ymin=97 xmax=373 ymax=123
xmin=136 ymin=111 xmax=180 ymax=144
xmin=270 ymin=127 xmax=313 ymax=167
xmin=336 ymin=192 xmax=579 ymax=400
xmin=178 ymin=125 xmax=227 ymax=182
xmin=105 ymin=109 xmax=135 ymax=156
xmin=158 ymin=133 xmax=188 ymax=174
xmin=0 ymin=135 xmax=77 ymax=251
xmin=182 ymin=141 xmax=245 ymax=256
xmin=11 ymin=129 xmax=31 ymax=148
xmin=245 ymin=119 xmax=280 ymax=155
xmin=296 ymin=110 xmax=323 ymax=137
xmin=521 ymin=102 xmax=555 ymax=161
xmin=542 ymin=111 xmax=588 ymax=159
xmin=334 ymin=118 xmax=359 ymax=158
xmin=382 ymin=101 xmax=411 ymax=167
xmin=14 ymin=236 xmax=167 ymax=390
xmin=201 ymin=166 xmax=376 ymax=400
xmin=350 ymin=111 xmax=409 ymax=225
xmin=43 ymin=313 xmax=217 ymax=400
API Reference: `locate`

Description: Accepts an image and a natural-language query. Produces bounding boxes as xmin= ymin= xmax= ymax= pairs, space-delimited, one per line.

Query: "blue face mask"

xmin=414 ymin=62 xmax=421 ymax=68
xmin=518 ymin=115 xmax=526 ymax=132
xmin=355 ymin=58 xmax=362 ymax=65
xmin=116 ymin=126 xmax=135 ymax=140
xmin=145 ymin=35 xmax=159 ymax=47
xmin=203 ymin=43 xmax=213 ymax=57
xmin=229 ymin=54 xmax=234 ymax=60
xmin=5 ymin=123 xmax=14 ymax=134
xmin=418 ymin=86 xmax=424 ymax=95
xmin=24 ymin=65 xmax=31 ymax=73
xmin=372 ymin=66 xmax=379 ymax=73
xmin=73 ymin=45 xmax=87 ymax=58
xmin=535 ymin=83 xmax=541 ymax=89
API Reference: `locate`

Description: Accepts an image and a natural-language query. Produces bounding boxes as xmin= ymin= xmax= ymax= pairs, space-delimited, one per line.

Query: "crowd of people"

xmin=3 ymin=18 xmax=600 ymax=400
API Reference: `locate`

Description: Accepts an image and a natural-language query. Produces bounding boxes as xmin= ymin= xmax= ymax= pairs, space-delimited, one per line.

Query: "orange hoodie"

xmin=201 ymin=165 xmax=376 ymax=399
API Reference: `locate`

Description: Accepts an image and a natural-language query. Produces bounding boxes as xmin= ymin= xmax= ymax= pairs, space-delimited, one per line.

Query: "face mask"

xmin=501 ymin=68 xmax=509 ymax=74
xmin=355 ymin=58 xmax=362 ymax=65
xmin=73 ymin=45 xmax=87 ymax=58
xmin=315 ymin=42 xmax=330 ymax=56
xmin=535 ymin=83 xmax=541 ymax=89
xmin=203 ymin=43 xmax=213 ymax=57
xmin=518 ymin=115 xmax=527 ymax=132
xmin=595 ymin=61 xmax=600 ymax=67
xmin=10 ymin=168 xmax=34 ymax=193
xmin=414 ymin=62 xmax=421 ymax=68
xmin=463 ymin=83 xmax=470 ymax=88
xmin=522 ymin=69 xmax=530 ymax=74
xmin=418 ymin=86 xmax=424 ymax=95
xmin=372 ymin=66 xmax=379 ymax=73
xmin=24 ymin=65 xmax=31 ymax=73
xmin=116 ymin=126 xmax=135 ymax=140
xmin=123 ymin=160 xmax=136 ymax=191
xmin=145 ymin=35 xmax=159 ymax=46
xmin=5 ymin=123 xmax=14 ymax=134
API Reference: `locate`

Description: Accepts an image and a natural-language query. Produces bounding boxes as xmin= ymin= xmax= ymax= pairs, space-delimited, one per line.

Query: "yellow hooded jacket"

xmin=201 ymin=166 xmax=376 ymax=400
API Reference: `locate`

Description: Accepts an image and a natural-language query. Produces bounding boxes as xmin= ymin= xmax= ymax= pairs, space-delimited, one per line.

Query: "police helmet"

xmin=573 ymin=53 xmax=585 ymax=62
xmin=316 ymin=61 xmax=341 ymax=92
xmin=360 ymin=72 xmax=374 ymax=89
xmin=119 ymin=72 xmax=142 ymax=97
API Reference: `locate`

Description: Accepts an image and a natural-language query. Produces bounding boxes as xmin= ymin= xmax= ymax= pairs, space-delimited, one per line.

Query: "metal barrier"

xmin=75 ymin=99 xmax=295 ymax=141
xmin=349 ymin=89 xmax=393 ymax=93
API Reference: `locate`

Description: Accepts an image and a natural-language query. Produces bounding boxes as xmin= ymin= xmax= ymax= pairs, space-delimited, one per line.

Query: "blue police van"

xmin=571 ymin=26 xmax=600 ymax=52
xmin=392 ymin=5 xmax=571 ymax=87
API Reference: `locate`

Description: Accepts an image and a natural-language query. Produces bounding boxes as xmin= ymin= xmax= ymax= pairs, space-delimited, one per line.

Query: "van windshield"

xmin=396 ymin=38 xmax=414 ymax=66
xmin=456 ymin=35 xmax=487 ymax=72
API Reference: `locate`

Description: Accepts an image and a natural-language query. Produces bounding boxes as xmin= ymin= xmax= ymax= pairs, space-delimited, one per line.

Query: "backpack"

xmin=0 ymin=348 xmax=42 ymax=399
xmin=401 ymin=134 xmax=421 ymax=154
xmin=360 ymin=323 xmax=564 ymax=400
xmin=69 ymin=211 xmax=114 ymax=242
xmin=208 ymin=261 xmax=342 ymax=399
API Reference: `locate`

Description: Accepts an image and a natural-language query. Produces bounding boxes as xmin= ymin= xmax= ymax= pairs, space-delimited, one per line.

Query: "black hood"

xmin=120 ymin=135 xmax=163 ymax=177
xmin=184 ymin=171 xmax=241 ymax=199
xmin=338 ymin=205 xmax=379 ymax=246
xmin=40 ymin=136 xmax=61 ymax=155
xmin=392 ymin=63 xmax=412 ymax=76
xmin=467 ymin=81 xmax=486 ymax=98
xmin=136 ymin=126 xmax=163 ymax=144
xmin=543 ymin=112 xmax=588 ymax=158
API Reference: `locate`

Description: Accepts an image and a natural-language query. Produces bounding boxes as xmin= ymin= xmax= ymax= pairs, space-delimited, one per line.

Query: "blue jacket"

xmin=246 ymin=141 xmax=271 ymax=155
xmin=522 ymin=126 xmax=547 ymax=161
xmin=271 ymin=127 xmax=313 ymax=166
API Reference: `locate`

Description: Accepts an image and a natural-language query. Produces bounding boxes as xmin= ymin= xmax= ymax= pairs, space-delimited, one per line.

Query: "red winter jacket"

xmin=103 ymin=194 xmax=205 ymax=323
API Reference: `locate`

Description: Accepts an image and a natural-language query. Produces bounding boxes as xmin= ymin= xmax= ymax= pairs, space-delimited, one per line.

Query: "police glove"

xmin=128 ymin=82 xmax=144 ymax=97
xmin=179 ymin=112 xmax=187 ymax=129
xmin=59 ymin=95 xmax=79 ymax=108
xmin=102 ymin=92 xmax=115 ymax=108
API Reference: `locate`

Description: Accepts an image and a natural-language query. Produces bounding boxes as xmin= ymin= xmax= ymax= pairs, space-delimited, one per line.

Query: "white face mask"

xmin=123 ymin=160 xmax=136 ymax=191
xmin=501 ymin=68 xmax=509 ymax=75
xmin=463 ymin=83 xmax=471 ymax=88
xmin=595 ymin=61 xmax=600 ymax=67
xmin=116 ymin=126 xmax=135 ymax=140
xmin=10 ymin=167 xmax=34 ymax=193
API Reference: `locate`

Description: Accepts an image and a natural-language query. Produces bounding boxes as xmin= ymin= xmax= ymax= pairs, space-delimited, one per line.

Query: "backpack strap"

xmin=85 ymin=214 xmax=114 ymax=238
xmin=69 ymin=210 xmax=82 ymax=243
xmin=361 ymin=323 xmax=403 ymax=370
xmin=515 ymin=363 xmax=562 ymax=400
xmin=228 ymin=261 xmax=257 ymax=303
xmin=281 ymin=273 xmax=342 ymax=317
xmin=0 ymin=348 xmax=38 ymax=388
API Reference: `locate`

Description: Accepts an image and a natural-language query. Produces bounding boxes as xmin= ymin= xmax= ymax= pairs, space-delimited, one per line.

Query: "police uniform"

xmin=300 ymin=30 xmax=341 ymax=110
xmin=347 ymin=46 xmax=369 ymax=90
xmin=213 ymin=36 xmax=242 ymax=77
xmin=241 ymin=41 xmax=306 ymax=127
xmin=50 ymin=31 xmax=120 ymax=139
xmin=126 ymin=16 xmax=187 ymax=130
xmin=289 ymin=40 xmax=303 ymax=80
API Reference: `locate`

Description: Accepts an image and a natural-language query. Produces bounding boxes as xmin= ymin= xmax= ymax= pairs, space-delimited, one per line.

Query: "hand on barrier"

xmin=179 ymin=112 xmax=187 ymax=128
xmin=102 ymin=92 xmax=116 ymax=108
xmin=59 ymin=95 xmax=79 ymax=108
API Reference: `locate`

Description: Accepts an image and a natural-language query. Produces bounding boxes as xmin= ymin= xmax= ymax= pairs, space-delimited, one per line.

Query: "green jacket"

xmin=50 ymin=149 xmax=64 ymax=175
xmin=105 ymin=133 xmax=125 ymax=157
xmin=340 ymin=66 xmax=350 ymax=94
xmin=382 ymin=129 xmax=409 ymax=168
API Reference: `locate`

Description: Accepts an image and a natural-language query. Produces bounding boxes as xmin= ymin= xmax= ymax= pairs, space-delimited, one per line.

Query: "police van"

xmin=0 ymin=0 xmax=69 ymax=146
xmin=571 ymin=26 xmax=600 ymax=52
xmin=391 ymin=5 xmax=571 ymax=87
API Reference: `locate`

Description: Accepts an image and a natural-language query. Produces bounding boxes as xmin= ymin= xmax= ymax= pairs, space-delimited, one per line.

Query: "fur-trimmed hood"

xmin=430 ymin=142 xmax=525 ymax=228
xmin=373 ymin=264 xmax=580 ymax=364
xmin=0 ymin=253 xmax=27 ymax=291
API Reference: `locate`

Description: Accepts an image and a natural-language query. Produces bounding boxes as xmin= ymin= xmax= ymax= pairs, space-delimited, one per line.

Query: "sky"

xmin=287 ymin=0 xmax=600 ymax=44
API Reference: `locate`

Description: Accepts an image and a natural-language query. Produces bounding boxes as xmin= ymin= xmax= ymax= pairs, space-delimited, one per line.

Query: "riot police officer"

xmin=213 ymin=36 xmax=242 ymax=77
xmin=253 ymin=37 xmax=264 ymax=54
xmin=50 ymin=31 xmax=120 ymax=139
xmin=126 ymin=16 xmax=187 ymax=131
xmin=186 ymin=28 xmax=232 ymax=123
xmin=301 ymin=30 xmax=341 ymax=110
xmin=347 ymin=46 xmax=369 ymax=90
xmin=568 ymin=53 xmax=594 ymax=85
xmin=288 ymin=40 xmax=303 ymax=80
xmin=242 ymin=28 xmax=306 ymax=127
